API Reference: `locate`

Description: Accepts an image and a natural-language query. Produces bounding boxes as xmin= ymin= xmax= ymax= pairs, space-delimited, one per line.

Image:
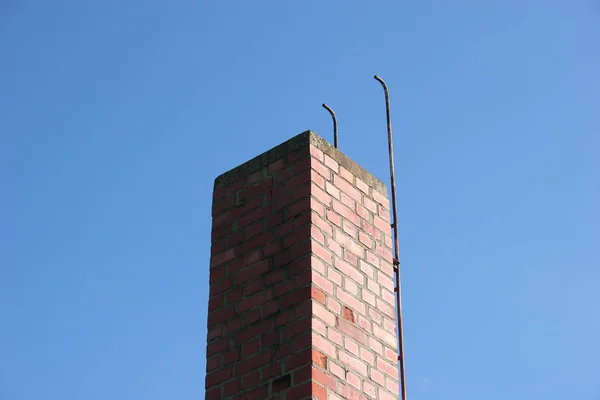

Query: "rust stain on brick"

xmin=312 ymin=349 xmax=328 ymax=369
xmin=342 ymin=306 xmax=355 ymax=323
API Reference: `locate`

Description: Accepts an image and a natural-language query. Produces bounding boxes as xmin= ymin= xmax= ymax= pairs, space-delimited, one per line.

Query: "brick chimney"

xmin=206 ymin=131 xmax=399 ymax=400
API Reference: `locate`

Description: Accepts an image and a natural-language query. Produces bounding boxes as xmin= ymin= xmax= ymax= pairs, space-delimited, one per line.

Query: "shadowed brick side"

xmin=207 ymin=141 xmax=314 ymax=400
xmin=207 ymin=131 xmax=399 ymax=400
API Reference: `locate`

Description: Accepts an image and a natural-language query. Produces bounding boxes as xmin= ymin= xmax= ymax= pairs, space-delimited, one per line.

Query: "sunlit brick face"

xmin=206 ymin=131 xmax=399 ymax=400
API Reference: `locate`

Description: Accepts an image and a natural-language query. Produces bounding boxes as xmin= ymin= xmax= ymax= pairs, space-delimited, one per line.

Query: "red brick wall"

xmin=206 ymin=131 xmax=399 ymax=400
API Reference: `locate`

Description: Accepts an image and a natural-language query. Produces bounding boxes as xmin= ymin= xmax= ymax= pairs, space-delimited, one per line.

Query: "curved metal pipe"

xmin=322 ymin=103 xmax=338 ymax=148
xmin=374 ymin=74 xmax=407 ymax=400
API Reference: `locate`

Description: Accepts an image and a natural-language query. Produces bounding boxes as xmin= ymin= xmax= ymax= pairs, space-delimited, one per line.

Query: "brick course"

xmin=206 ymin=131 xmax=399 ymax=399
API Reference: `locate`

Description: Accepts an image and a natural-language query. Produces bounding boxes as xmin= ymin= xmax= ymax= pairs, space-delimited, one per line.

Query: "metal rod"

xmin=322 ymin=103 xmax=338 ymax=148
xmin=374 ymin=74 xmax=407 ymax=400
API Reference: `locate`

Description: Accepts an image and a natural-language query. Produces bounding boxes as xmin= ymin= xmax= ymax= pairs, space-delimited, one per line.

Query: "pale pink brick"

xmin=385 ymin=346 xmax=398 ymax=363
xmin=373 ymin=325 xmax=396 ymax=348
xmin=375 ymin=243 xmax=393 ymax=263
xmin=386 ymin=377 xmax=399 ymax=394
xmin=332 ymin=199 xmax=361 ymax=227
xmin=324 ymin=154 xmax=339 ymax=172
xmin=376 ymin=297 xmax=395 ymax=319
xmin=326 ymin=208 xmax=342 ymax=227
xmin=356 ymin=203 xmax=370 ymax=221
xmin=338 ymin=351 xmax=368 ymax=376
xmin=328 ymin=327 xmax=343 ymax=346
xmin=339 ymin=166 xmax=354 ymax=183
xmin=357 ymin=315 xmax=372 ymax=333
xmin=327 ymin=296 xmax=341 ymax=315
xmin=369 ymin=337 xmax=384 ymax=356
xmin=363 ymin=381 xmax=377 ymax=398
xmin=310 ymin=144 xmax=324 ymax=162
xmin=368 ymin=306 xmax=383 ymax=326
xmin=342 ymin=220 xmax=358 ymax=239
xmin=383 ymin=317 xmax=396 ymax=333
xmin=312 ymin=332 xmax=337 ymax=359
xmin=376 ymin=357 xmax=397 ymax=379
xmin=334 ymin=175 xmax=361 ymax=203
xmin=314 ymin=301 xmax=336 ymax=326
xmin=325 ymin=181 xmax=341 ymax=199
xmin=343 ymin=251 xmax=359 ymax=268
xmin=310 ymin=197 xmax=326 ymax=217
xmin=374 ymin=215 xmax=390 ymax=234
xmin=379 ymin=388 xmax=398 ymax=400
xmin=372 ymin=189 xmax=388 ymax=207
xmin=338 ymin=384 xmax=363 ymax=400
xmin=327 ymin=267 xmax=342 ymax=287
xmin=377 ymin=272 xmax=394 ymax=292
xmin=334 ymin=229 xmax=364 ymax=259
xmin=367 ymin=278 xmax=381 ymax=296
xmin=313 ymin=172 xmax=326 ymax=189
xmin=329 ymin=361 xmax=345 ymax=380
xmin=337 ymin=288 xmax=366 ymax=316
xmin=360 ymin=348 xmax=375 ymax=366
xmin=312 ymin=183 xmax=332 ymax=206
xmin=362 ymin=220 xmax=382 ymax=242
xmin=344 ymin=337 xmax=360 ymax=357
xmin=384 ymin=233 xmax=393 ymax=249
xmin=327 ymin=238 xmax=343 ymax=258
xmin=313 ymin=213 xmax=333 ymax=237
xmin=311 ymin=255 xmax=327 ymax=275
xmin=313 ymin=318 xmax=327 ymax=337
xmin=380 ymin=259 xmax=394 ymax=276
xmin=365 ymin=250 xmax=380 ymax=268
xmin=362 ymin=289 xmax=376 ymax=307
xmin=311 ymin=225 xmax=326 ymax=246
xmin=347 ymin=371 xmax=361 ymax=390
xmin=358 ymin=231 xmax=373 ymax=248
xmin=356 ymin=177 xmax=369 ymax=194
xmin=378 ymin=205 xmax=390 ymax=222
xmin=314 ymin=242 xmax=333 ymax=264
xmin=312 ymin=158 xmax=332 ymax=181
xmin=370 ymin=368 xmax=385 ymax=386
xmin=359 ymin=260 xmax=375 ymax=279
xmin=344 ymin=278 xmax=359 ymax=296
xmin=382 ymin=288 xmax=395 ymax=307
xmin=335 ymin=256 xmax=364 ymax=285
xmin=340 ymin=192 xmax=355 ymax=209
xmin=313 ymin=271 xmax=334 ymax=296
xmin=363 ymin=196 xmax=378 ymax=214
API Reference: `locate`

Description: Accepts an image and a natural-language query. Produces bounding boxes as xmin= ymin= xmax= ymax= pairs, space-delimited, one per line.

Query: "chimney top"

xmin=214 ymin=130 xmax=387 ymax=195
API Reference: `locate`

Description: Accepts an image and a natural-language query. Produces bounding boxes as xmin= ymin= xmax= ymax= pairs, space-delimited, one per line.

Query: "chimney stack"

xmin=206 ymin=131 xmax=399 ymax=399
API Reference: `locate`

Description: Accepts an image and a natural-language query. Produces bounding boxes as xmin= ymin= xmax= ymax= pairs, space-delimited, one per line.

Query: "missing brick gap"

xmin=272 ymin=374 xmax=291 ymax=392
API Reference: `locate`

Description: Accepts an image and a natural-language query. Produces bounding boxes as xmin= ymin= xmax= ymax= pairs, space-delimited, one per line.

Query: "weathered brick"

xmin=336 ymin=317 xmax=367 ymax=345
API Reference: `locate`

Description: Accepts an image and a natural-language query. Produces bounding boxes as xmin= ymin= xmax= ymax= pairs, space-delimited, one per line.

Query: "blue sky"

xmin=2 ymin=1 xmax=599 ymax=399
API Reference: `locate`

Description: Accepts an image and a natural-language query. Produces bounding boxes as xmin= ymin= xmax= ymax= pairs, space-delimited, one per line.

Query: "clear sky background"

xmin=2 ymin=1 xmax=599 ymax=399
